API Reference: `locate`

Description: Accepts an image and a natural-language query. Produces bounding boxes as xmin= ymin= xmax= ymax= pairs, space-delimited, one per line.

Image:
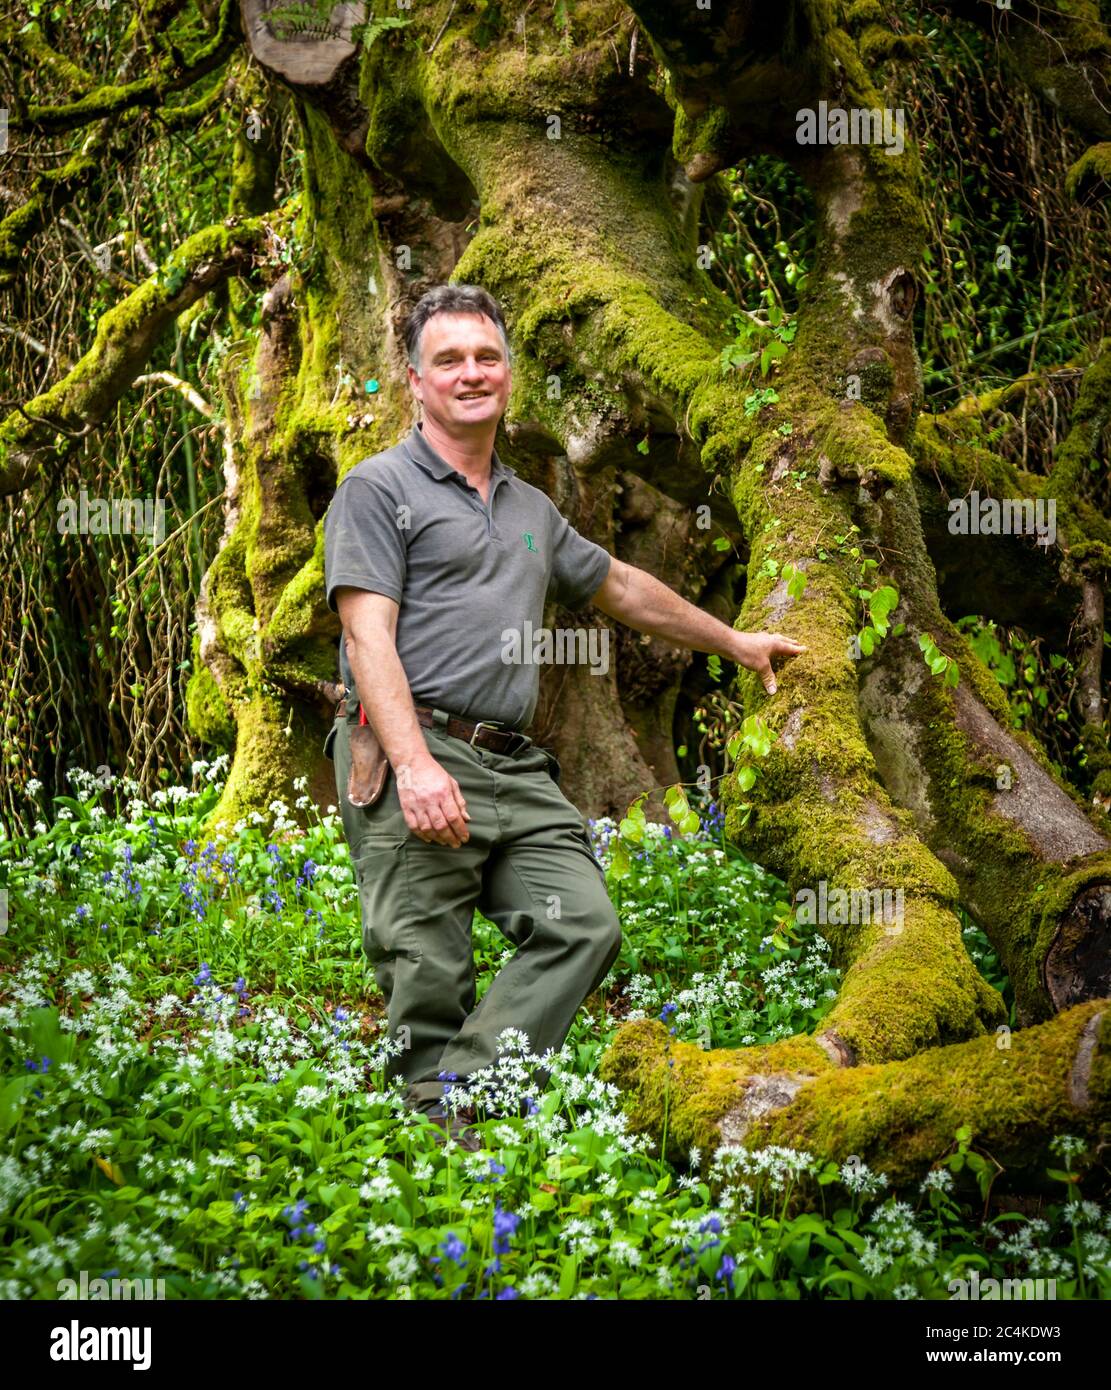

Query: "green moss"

xmin=185 ymin=642 xmax=235 ymax=749
xmin=202 ymin=692 xmax=322 ymax=833
xmin=1065 ymin=141 xmax=1111 ymax=199
xmin=603 ymin=1005 xmax=1111 ymax=1184
xmin=600 ymin=1019 xmax=836 ymax=1158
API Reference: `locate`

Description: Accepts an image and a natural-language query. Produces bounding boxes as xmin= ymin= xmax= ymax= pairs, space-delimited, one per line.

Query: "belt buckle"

xmin=469 ymin=720 xmax=500 ymax=748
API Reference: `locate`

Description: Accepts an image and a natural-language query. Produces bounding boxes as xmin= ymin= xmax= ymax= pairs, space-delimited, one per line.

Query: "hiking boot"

xmin=423 ymin=1104 xmax=484 ymax=1152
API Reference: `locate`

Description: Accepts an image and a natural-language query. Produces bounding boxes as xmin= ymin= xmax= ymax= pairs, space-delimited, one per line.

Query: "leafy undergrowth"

xmin=0 ymin=765 xmax=1107 ymax=1300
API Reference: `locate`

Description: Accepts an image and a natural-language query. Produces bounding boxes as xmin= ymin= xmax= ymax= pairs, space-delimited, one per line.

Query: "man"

xmin=323 ymin=284 xmax=803 ymax=1142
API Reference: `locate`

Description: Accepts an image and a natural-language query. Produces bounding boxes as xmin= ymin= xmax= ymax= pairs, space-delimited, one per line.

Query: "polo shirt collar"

xmin=405 ymin=421 xmax=516 ymax=481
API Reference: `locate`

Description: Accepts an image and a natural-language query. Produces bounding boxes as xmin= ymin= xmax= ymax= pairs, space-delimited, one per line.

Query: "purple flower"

xmin=432 ymin=1232 xmax=468 ymax=1269
xmin=493 ymin=1202 xmax=520 ymax=1256
xmin=75 ymin=905 xmax=89 ymax=921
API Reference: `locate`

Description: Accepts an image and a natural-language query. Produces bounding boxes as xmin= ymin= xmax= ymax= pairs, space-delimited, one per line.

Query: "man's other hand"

xmin=396 ymin=752 xmax=471 ymax=847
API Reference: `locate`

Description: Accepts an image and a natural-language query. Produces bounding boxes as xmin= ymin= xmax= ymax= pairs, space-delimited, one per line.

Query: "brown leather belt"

xmin=413 ymin=705 xmax=530 ymax=756
xmin=334 ymin=694 xmax=531 ymax=757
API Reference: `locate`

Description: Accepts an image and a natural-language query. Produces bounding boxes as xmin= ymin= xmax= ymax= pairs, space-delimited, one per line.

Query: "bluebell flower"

xmin=495 ymin=1286 xmax=520 ymax=1299
xmin=194 ymin=962 xmax=212 ymax=987
xmin=75 ymin=905 xmax=89 ymax=920
xmin=437 ymin=1233 xmax=467 ymax=1267
xmin=493 ymin=1202 xmax=520 ymax=1256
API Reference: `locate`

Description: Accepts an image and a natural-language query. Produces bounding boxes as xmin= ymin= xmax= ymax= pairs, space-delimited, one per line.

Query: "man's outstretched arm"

xmin=590 ymin=556 xmax=806 ymax=694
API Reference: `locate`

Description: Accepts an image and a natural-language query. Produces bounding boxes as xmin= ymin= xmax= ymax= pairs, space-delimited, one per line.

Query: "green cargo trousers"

xmin=326 ymin=703 xmax=622 ymax=1113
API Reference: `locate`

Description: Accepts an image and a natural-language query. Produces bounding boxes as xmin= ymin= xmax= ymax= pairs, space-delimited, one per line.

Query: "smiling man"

xmin=323 ymin=284 xmax=803 ymax=1145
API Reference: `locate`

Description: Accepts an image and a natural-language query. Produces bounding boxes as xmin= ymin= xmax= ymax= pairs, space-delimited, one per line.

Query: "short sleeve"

xmin=545 ymin=499 xmax=612 ymax=608
xmin=323 ymin=473 xmax=407 ymax=613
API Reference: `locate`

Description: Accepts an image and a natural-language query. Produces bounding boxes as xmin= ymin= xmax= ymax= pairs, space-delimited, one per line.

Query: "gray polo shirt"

xmin=323 ymin=421 xmax=612 ymax=729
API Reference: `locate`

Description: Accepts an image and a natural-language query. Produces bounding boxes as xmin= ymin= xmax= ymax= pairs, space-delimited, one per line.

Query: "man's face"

xmin=408 ymin=311 xmax=511 ymax=433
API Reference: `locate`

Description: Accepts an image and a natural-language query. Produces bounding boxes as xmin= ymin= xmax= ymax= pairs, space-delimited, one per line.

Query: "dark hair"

xmin=403 ymin=284 xmax=511 ymax=374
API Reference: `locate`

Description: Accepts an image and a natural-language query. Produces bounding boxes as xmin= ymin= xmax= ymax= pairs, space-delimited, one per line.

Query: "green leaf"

xmin=783 ymin=563 xmax=807 ymax=600
xmin=608 ymin=839 xmax=631 ymax=880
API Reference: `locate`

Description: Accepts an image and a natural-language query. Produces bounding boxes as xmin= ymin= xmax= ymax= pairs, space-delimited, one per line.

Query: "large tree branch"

xmin=7 ymin=21 xmax=97 ymax=95
xmin=0 ymin=121 xmax=114 ymax=290
xmin=0 ymin=215 xmax=276 ymax=497
xmin=7 ymin=0 xmax=240 ymax=135
xmin=602 ymin=1002 xmax=1109 ymax=1184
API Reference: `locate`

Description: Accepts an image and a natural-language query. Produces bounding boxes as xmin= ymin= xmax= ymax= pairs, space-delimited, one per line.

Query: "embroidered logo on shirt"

xmin=523 ymin=532 xmax=538 ymax=552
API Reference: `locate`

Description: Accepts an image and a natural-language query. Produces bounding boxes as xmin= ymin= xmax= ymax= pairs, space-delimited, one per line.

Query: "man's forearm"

xmin=343 ymin=627 xmax=430 ymax=771
xmin=596 ymin=562 xmax=744 ymax=659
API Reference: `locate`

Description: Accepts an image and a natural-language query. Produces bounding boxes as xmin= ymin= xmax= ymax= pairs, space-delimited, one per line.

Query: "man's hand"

xmin=731 ymin=630 xmax=807 ymax=695
xmin=396 ymin=751 xmax=471 ymax=847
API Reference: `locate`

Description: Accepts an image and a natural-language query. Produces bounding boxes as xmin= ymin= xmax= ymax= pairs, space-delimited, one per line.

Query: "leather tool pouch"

xmin=347 ymin=719 xmax=389 ymax=808
xmin=322 ymin=701 xmax=390 ymax=808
